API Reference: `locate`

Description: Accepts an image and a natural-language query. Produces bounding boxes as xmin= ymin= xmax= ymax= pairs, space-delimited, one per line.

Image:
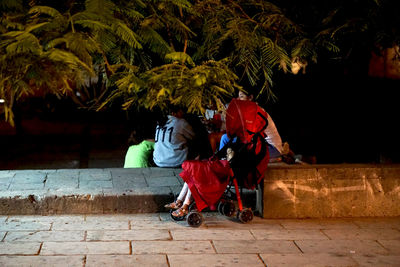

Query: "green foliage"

xmin=1 ymin=0 xmax=397 ymax=125
xmin=107 ymin=56 xmax=237 ymax=115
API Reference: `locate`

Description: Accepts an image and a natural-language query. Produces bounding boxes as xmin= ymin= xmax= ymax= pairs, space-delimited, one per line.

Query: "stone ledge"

xmin=263 ymin=164 xmax=400 ymax=218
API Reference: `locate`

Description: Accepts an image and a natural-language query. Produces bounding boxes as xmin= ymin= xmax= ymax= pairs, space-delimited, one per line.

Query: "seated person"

xmin=184 ymin=113 xmax=213 ymax=160
xmin=153 ymin=106 xmax=195 ymax=168
xmin=124 ymin=128 xmax=155 ymax=168
xmin=219 ymin=90 xmax=286 ymax=162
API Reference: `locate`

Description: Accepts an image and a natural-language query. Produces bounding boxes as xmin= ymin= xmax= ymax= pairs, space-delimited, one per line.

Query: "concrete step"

xmin=0 ymin=168 xmax=181 ymax=215
xmin=0 ymin=168 xmax=257 ymax=215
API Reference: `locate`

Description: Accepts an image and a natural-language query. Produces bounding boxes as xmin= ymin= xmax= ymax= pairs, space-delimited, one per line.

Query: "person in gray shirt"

xmin=153 ymin=106 xmax=195 ymax=168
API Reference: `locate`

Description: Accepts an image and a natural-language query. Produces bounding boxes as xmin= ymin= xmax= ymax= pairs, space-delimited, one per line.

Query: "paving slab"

xmin=41 ymin=241 xmax=130 ymax=255
xmin=168 ymin=254 xmax=265 ymax=267
xmin=86 ymin=229 xmax=171 ymax=241
xmin=171 ymin=229 xmax=255 ymax=240
xmin=52 ymin=220 xmax=129 ymax=231
xmin=279 ymin=219 xmax=360 ymax=230
xmin=323 ymin=228 xmax=400 ymax=240
xmin=204 ymin=217 xmax=284 ymax=230
xmin=251 ymin=229 xmax=329 ymax=240
xmin=12 ymin=172 xmax=46 ymax=184
xmin=353 ymin=218 xmax=400 ymax=230
xmin=7 ymin=215 xmax=85 ymax=223
xmin=296 ymin=240 xmax=388 ymax=254
xmin=378 ymin=239 xmax=400 ymax=254
xmin=132 ymin=240 xmax=215 ymax=254
xmin=351 ymin=254 xmax=400 ymax=266
xmin=145 ymin=176 xmax=182 ymax=187
xmin=130 ymin=220 xmax=188 ymax=230
xmin=0 ymin=171 xmax=15 ymax=178
xmin=85 ymin=213 xmax=161 ymax=222
xmin=4 ymin=230 xmax=84 ymax=242
xmin=0 ymin=221 xmax=51 ymax=231
xmin=213 ymin=240 xmax=301 ymax=254
xmin=0 ymin=183 xmax=10 ymax=190
xmin=0 ymin=256 xmax=84 ymax=267
xmin=0 ymin=242 xmax=41 ymax=255
xmin=260 ymin=253 xmax=358 ymax=267
xmin=86 ymin=254 xmax=168 ymax=267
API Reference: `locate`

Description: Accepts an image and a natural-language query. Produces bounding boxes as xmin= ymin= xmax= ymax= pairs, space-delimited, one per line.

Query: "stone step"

xmin=0 ymin=168 xmax=257 ymax=215
xmin=0 ymin=168 xmax=181 ymax=215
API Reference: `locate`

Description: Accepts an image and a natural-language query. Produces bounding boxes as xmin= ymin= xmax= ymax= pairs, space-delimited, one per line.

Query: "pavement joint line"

xmin=256 ymin=253 xmax=267 ymax=267
xmin=165 ymin=254 xmax=171 ymax=267
xmin=293 ymin=240 xmax=304 ymax=253
xmin=320 ymin=229 xmax=332 ymax=240
xmin=37 ymin=242 xmax=43 ymax=255
xmin=210 ymin=240 xmax=218 ymax=254
xmin=1 ymin=231 xmax=7 ymax=242
xmin=168 ymin=230 xmax=173 ymax=241
xmin=249 ymin=229 xmax=257 ymax=240
xmin=375 ymin=239 xmax=390 ymax=252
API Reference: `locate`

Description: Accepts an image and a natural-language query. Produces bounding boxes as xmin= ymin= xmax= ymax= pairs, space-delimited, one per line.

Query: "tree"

xmin=2 ymin=0 xmax=397 ymax=126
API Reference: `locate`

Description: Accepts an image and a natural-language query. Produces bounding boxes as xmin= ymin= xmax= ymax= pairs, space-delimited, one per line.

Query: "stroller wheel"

xmin=187 ymin=211 xmax=203 ymax=227
xmin=170 ymin=209 xmax=186 ymax=221
xmin=221 ymin=201 xmax=235 ymax=217
xmin=237 ymin=208 xmax=253 ymax=223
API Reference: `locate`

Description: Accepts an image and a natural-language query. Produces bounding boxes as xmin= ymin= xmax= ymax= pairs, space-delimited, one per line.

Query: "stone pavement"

xmin=0 ymin=213 xmax=400 ymax=266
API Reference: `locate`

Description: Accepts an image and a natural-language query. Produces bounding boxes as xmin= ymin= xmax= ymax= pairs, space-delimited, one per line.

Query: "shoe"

xmin=171 ymin=206 xmax=189 ymax=217
xmin=164 ymin=200 xmax=183 ymax=210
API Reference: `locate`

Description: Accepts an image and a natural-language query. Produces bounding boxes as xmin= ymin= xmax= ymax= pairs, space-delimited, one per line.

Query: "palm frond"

xmin=111 ymin=21 xmax=142 ymax=49
xmin=28 ymin=6 xmax=63 ymax=18
xmin=5 ymin=32 xmax=41 ymax=55
xmin=165 ymin=52 xmax=194 ymax=66
xmin=138 ymin=26 xmax=171 ymax=55
xmin=45 ymin=48 xmax=95 ymax=76
xmin=74 ymin=19 xmax=110 ymax=31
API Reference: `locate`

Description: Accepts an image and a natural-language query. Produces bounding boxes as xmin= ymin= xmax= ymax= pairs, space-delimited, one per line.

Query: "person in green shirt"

xmin=124 ymin=129 xmax=155 ymax=168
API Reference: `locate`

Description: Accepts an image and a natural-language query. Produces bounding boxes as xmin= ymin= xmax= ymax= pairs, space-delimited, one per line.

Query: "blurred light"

xmin=0 ymin=99 xmax=5 ymax=103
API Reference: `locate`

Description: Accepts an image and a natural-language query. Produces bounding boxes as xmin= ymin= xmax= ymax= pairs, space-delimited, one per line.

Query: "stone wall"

xmin=263 ymin=164 xmax=400 ymax=218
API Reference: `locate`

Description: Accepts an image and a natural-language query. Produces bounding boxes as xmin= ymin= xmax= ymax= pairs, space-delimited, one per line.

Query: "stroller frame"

xmin=170 ymin=99 xmax=269 ymax=227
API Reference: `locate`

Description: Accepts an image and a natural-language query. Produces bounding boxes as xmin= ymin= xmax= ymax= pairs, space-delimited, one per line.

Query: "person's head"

xmin=128 ymin=129 xmax=144 ymax=146
xmin=169 ymin=104 xmax=185 ymax=118
xmin=238 ymin=90 xmax=254 ymax=101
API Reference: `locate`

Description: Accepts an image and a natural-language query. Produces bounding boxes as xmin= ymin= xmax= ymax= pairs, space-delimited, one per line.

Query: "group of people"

xmin=124 ymin=90 xmax=292 ymax=168
xmin=124 ymin=91 xmax=293 ymax=217
xmin=123 ymin=89 xmax=295 ymax=217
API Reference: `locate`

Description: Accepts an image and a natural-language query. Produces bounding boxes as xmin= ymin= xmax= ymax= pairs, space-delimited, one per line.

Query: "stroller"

xmin=171 ymin=99 xmax=270 ymax=227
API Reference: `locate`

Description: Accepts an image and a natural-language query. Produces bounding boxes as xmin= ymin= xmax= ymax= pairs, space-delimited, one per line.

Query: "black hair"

xmin=238 ymin=78 xmax=258 ymax=98
xmin=127 ymin=111 xmax=158 ymax=146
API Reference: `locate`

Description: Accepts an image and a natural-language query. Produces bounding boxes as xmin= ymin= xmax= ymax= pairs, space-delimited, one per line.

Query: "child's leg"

xmin=172 ymin=188 xmax=192 ymax=217
xmin=165 ymin=183 xmax=188 ymax=209
xmin=177 ymin=183 xmax=189 ymax=201
xmin=183 ymin=188 xmax=192 ymax=206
